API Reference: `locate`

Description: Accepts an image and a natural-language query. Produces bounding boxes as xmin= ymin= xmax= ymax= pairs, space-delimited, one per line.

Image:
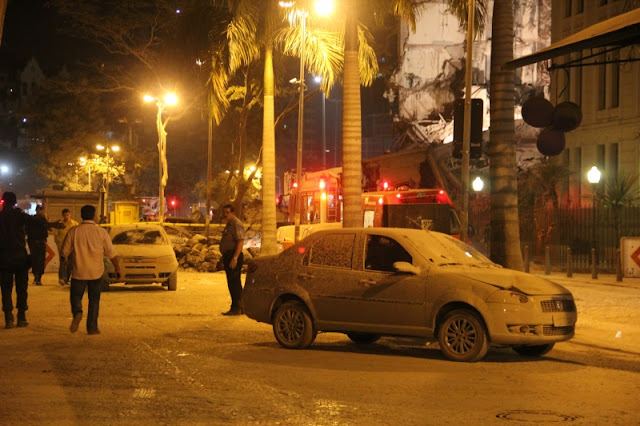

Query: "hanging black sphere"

xmin=552 ymin=101 xmax=583 ymax=132
xmin=522 ymin=96 xmax=554 ymax=128
xmin=537 ymin=128 xmax=566 ymax=156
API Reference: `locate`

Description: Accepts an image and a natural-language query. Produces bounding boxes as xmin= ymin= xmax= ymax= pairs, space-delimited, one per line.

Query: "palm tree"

xmin=341 ymin=0 xmax=419 ymax=227
xmin=213 ymin=1 xmax=343 ymax=255
xmin=487 ymin=1 xmax=523 ymax=269
xmin=596 ymin=173 xmax=640 ymax=244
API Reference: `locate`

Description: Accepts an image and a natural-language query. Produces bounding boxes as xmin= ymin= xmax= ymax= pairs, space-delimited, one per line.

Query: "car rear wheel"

xmin=167 ymin=272 xmax=178 ymax=291
xmin=347 ymin=333 xmax=381 ymax=344
xmin=512 ymin=343 xmax=555 ymax=357
xmin=438 ymin=309 xmax=488 ymax=362
xmin=273 ymin=301 xmax=316 ymax=349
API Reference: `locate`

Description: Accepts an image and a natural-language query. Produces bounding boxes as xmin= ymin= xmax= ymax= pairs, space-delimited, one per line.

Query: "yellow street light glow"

xmin=314 ymin=0 xmax=333 ymax=16
xmin=96 ymin=144 xmax=105 ymax=150
xmin=143 ymin=94 xmax=155 ymax=103
xmin=164 ymin=93 xmax=178 ymax=106
xmin=112 ymin=146 xmax=120 ymax=152
xmin=79 ymin=157 xmax=86 ymax=163
xmin=279 ymin=1 xmax=294 ymax=7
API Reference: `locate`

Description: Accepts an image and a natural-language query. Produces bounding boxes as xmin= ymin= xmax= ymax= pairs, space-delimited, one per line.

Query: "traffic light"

xmin=453 ymin=98 xmax=483 ymax=159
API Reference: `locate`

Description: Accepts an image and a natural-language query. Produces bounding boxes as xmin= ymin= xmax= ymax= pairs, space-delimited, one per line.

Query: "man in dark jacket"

xmin=27 ymin=205 xmax=49 ymax=286
xmin=0 ymin=192 xmax=31 ymax=328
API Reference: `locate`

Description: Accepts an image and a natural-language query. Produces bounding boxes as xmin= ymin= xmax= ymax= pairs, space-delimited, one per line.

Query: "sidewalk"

xmin=528 ymin=266 xmax=640 ymax=290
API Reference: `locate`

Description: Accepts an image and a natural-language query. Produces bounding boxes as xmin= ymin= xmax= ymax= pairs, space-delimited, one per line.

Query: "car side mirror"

xmin=393 ymin=261 xmax=421 ymax=275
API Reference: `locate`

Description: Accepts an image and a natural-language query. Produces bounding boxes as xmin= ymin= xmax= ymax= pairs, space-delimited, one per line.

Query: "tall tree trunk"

xmin=342 ymin=4 xmax=362 ymax=228
xmin=261 ymin=44 xmax=278 ymax=255
xmin=489 ymin=0 xmax=523 ymax=270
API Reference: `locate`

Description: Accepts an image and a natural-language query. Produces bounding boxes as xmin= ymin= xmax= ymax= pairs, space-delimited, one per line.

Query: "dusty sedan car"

xmin=104 ymin=224 xmax=179 ymax=291
xmin=243 ymin=228 xmax=577 ymax=362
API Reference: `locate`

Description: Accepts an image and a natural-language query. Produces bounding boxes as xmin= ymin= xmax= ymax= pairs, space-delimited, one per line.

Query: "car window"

xmin=112 ymin=229 xmax=167 ymax=245
xmin=365 ymin=235 xmax=412 ymax=272
xmin=308 ymin=233 xmax=355 ymax=269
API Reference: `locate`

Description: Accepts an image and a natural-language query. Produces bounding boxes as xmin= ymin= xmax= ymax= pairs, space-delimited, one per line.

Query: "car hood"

xmin=113 ymin=244 xmax=175 ymax=258
xmin=449 ymin=267 xmax=571 ymax=295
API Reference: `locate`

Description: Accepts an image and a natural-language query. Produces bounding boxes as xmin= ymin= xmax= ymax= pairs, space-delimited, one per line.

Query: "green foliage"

xmin=596 ymin=172 xmax=640 ymax=242
xmin=518 ymin=158 xmax=573 ymax=210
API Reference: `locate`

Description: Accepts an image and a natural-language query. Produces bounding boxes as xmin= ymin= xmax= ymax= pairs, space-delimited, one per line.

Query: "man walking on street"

xmin=55 ymin=208 xmax=78 ymax=285
xmin=0 ymin=192 xmax=32 ymax=328
xmin=61 ymin=204 xmax=121 ymax=335
xmin=219 ymin=204 xmax=245 ymax=316
xmin=27 ymin=205 xmax=49 ymax=286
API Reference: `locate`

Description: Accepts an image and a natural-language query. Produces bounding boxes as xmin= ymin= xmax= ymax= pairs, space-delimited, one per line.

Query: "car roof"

xmin=108 ymin=224 xmax=166 ymax=234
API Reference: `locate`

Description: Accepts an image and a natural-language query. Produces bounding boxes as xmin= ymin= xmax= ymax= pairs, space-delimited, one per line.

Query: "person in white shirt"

xmin=61 ymin=204 xmax=121 ymax=335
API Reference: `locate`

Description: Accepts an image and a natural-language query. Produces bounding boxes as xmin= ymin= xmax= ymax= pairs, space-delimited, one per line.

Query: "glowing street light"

xmin=587 ymin=166 xmax=601 ymax=277
xmin=144 ymin=92 xmax=178 ymax=223
xmin=280 ymin=0 xmax=333 ymax=242
xmin=472 ymin=176 xmax=484 ymax=192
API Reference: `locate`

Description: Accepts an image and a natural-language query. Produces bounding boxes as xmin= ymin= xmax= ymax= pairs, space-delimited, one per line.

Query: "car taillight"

xmin=247 ymin=262 xmax=258 ymax=273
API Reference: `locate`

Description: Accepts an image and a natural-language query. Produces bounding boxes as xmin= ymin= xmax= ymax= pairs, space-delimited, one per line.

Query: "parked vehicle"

xmin=104 ymin=224 xmax=179 ymax=291
xmin=243 ymin=228 xmax=577 ymax=362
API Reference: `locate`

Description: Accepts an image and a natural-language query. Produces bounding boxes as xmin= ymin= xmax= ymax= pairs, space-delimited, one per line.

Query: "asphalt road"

xmin=0 ymin=271 xmax=638 ymax=425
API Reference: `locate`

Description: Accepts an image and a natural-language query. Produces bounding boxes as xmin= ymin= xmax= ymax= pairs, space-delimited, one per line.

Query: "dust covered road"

xmin=0 ymin=271 xmax=638 ymax=425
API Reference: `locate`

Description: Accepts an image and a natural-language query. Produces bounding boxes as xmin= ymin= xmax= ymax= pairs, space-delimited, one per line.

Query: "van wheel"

xmin=347 ymin=333 xmax=381 ymax=344
xmin=167 ymin=272 xmax=178 ymax=291
xmin=512 ymin=343 xmax=555 ymax=357
xmin=272 ymin=301 xmax=316 ymax=349
xmin=438 ymin=309 xmax=488 ymax=362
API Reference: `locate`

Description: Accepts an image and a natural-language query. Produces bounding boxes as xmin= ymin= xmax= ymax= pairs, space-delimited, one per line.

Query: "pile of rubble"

xmin=172 ymin=230 xmax=261 ymax=273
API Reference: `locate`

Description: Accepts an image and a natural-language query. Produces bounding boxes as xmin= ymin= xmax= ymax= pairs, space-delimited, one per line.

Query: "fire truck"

xmin=282 ymin=168 xmax=461 ymax=237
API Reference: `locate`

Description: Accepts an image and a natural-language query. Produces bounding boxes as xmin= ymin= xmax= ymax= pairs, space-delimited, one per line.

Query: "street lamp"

xmin=314 ymin=76 xmax=327 ymax=169
xmin=280 ymin=0 xmax=333 ymax=242
xmin=144 ymin=92 xmax=178 ymax=223
xmin=587 ymin=165 xmax=601 ymax=263
xmin=96 ymin=143 xmax=120 ymax=221
xmin=472 ymin=176 xmax=484 ymax=192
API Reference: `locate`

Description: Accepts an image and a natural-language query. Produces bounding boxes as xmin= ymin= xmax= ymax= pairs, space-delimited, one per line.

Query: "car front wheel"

xmin=167 ymin=272 xmax=178 ymax=291
xmin=438 ymin=309 xmax=488 ymax=362
xmin=512 ymin=343 xmax=555 ymax=357
xmin=272 ymin=301 xmax=316 ymax=349
xmin=347 ymin=333 xmax=381 ymax=344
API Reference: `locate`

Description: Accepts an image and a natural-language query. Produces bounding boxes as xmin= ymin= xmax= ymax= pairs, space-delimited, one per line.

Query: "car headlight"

xmin=487 ymin=290 xmax=529 ymax=304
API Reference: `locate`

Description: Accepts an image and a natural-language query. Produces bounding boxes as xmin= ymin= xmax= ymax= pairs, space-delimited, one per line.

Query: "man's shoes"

xmin=16 ymin=311 xmax=28 ymax=327
xmin=222 ymin=308 xmax=243 ymax=316
xmin=87 ymin=329 xmax=101 ymax=335
xmin=4 ymin=312 xmax=14 ymax=329
xmin=58 ymin=279 xmax=66 ymax=286
xmin=35 ymin=281 xmax=42 ymax=286
xmin=70 ymin=312 xmax=82 ymax=333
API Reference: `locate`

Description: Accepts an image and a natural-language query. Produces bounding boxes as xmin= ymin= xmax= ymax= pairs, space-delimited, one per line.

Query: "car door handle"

xmin=360 ymin=279 xmax=377 ymax=286
xmin=298 ymin=273 xmax=315 ymax=280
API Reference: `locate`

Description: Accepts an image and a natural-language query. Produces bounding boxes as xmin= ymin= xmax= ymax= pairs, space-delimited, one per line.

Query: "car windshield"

xmin=404 ymin=231 xmax=497 ymax=268
xmin=112 ymin=229 xmax=166 ymax=245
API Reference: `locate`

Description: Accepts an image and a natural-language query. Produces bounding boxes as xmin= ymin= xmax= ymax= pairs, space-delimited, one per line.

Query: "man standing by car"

xmin=27 ymin=205 xmax=49 ymax=286
xmin=61 ymin=204 xmax=121 ymax=335
xmin=219 ymin=204 xmax=244 ymax=316
xmin=0 ymin=192 xmax=31 ymax=328
xmin=55 ymin=208 xmax=78 ymax=285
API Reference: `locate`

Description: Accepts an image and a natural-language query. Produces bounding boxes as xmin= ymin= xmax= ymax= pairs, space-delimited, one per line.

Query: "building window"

xmin=597 ymin=56 xmax=606 ymax=110
xmin=564 ymin=0 xmax=572 ymax=17
xmin=597 ymin=145 xmax=605 ymax=172
xmin=574 ymin=52 xmax=582 ymax=106
xmin=576 ymin=0 xmax=584 ymax=13
xmin=608 ymin=143 xmax=618 ymax=180
xmin=599 ymin=0 xmax=608 ymax=5
xmin=611 ymin=51 xmax=620 ymax=108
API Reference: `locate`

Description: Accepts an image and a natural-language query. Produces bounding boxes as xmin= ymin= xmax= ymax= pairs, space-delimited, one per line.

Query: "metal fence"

xmin=468 ymin=204 xmax=640 ymax=272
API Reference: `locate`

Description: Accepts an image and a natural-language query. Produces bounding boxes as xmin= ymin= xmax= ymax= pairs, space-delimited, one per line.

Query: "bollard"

xmin=524 ymin=245 xmax=529 ymax=273
xmin=591 ymin=248 xmax=598 ymax=279
xmin=616 ymin=249 xmax=623 ymax=282
xmin=567 ymin=247 xmax=573 ymax=278
xmin=545 ymin=245 xmax=551 ymax=275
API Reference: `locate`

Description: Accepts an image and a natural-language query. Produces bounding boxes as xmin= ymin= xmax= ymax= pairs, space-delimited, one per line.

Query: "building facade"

xmin=553 ymin=0 xmax=640 ymax=207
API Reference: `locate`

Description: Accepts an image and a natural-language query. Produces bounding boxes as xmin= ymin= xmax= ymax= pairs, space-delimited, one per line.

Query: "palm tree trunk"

xmin=342 ymin=4 xmax=362 ymax=228
xmin=489 ymin=0 xmax=523 ymax=270
xmin=261 ymin=45 xmax=278 ymax=255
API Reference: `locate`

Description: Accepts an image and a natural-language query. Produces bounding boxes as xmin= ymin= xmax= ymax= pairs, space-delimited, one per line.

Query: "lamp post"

xmin=314 ymin=76 xmax=327 ymax=169
xmin=144 ymin=92 xmax=178 ymax=223
xmin=79 ymin=157 xmax=92 ymax=190
xmin=96 ymin=143 xmax=120 ymax=221
xmin=587 ymin=165 xmax=601 ymax=268
xmin=280 ymin=0 xmax=333 ymax=242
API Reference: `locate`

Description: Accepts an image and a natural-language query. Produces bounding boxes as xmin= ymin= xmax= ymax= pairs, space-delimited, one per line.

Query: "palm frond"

xmin=445 ymin=0 xmax=487 ymax=35
xmin=227 ymin=14 xmax=261 ymax=72
xmin=357 ymin=24 xmax=379 ymax=87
